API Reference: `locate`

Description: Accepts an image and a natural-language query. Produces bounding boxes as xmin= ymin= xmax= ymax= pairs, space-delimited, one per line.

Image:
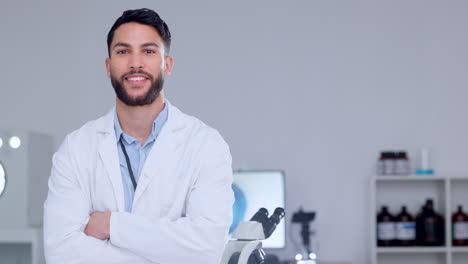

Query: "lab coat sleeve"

xmin=43 ymin=135 xmax=151 ymax=264
xmin=109 ymin=130 xmax=234 ymax=264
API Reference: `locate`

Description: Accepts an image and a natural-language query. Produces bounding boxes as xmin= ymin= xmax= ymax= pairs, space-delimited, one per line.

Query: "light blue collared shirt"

xmin=114 ymin=104 xmax=168 ymax=212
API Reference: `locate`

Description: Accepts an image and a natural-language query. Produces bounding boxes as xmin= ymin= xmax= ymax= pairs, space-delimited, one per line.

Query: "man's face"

xmin=106 ymin=22 xmax=173 ymax=106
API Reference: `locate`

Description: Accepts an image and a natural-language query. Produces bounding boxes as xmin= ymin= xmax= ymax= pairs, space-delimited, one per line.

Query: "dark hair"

xmin=107 ymin=8 xmax=171 ymax=57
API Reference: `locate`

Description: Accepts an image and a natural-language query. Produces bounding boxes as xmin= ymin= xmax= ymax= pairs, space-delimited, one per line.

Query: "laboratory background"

xmin=1 ymin=0 xmax=468 ymax=264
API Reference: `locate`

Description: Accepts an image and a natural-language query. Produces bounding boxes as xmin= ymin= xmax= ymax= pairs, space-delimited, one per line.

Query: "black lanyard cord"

xmin=119 ymin=140 xmax=137 ymax=191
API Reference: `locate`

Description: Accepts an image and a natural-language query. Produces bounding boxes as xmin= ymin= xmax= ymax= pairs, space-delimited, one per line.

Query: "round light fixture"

xmin=0 ymin=162 xmax=5 ymax=197
xmin=0 ymin=138 xmax=3 ymax=149
xmin=309 ymin=253 xmax=317 ymax=260
xmin=9 ymin=136 xmax=21 ymax=149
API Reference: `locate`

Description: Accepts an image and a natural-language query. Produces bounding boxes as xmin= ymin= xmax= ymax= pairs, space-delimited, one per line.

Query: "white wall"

xmin=2 ymin=0 xmax=468 ymax=263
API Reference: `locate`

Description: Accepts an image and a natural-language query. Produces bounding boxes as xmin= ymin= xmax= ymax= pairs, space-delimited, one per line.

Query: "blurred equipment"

xmin=0 ymin=130 xmax=53 ymax=264
xmin=221 ymin=207 xmax=285 ymax=264
xmin=231 ymin=170 xmax=286 ymax=248
xmin=0 ymin=161 xmax=5 ymax=197
xmin=415 ymin=148 xmax=434 ymax=175
xmin=292 ymin=208 xmax=317 ymax=263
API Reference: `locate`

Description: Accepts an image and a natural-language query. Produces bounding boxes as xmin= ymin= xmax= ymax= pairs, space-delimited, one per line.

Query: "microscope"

xmin=221 ymin=207 xmax=285 ymax=264
xmin=292 ymin=209 xmax=317 ymax=263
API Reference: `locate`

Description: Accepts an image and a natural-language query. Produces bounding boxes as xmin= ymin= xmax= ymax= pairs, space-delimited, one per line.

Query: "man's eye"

xmin=117 ymin=50 xmax=128 ymax=54
xmin=144 ymin=50 xmax=155 ymax=54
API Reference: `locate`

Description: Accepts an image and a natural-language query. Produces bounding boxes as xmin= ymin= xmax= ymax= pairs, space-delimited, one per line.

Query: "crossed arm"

xmin=44 ymin=134 xmax=234 ymax=264
xmin=84 ymin=212 xmax=111 ymax=240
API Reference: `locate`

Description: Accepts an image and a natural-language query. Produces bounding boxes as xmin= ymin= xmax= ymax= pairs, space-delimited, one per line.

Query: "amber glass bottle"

xmin=452 ymin=205 xmax=468 ymax=246
xmin=377 ymin=206 xmax=395 ymax=246
xmin=395 ymin=206 xmax=416 ymax=246
xmin=416 ymin=199 xmax=444 ymax=246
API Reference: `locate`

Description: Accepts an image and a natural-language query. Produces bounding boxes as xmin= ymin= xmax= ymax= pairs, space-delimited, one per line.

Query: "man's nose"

xmin=129 ymin=54 xmax=144 ymax=69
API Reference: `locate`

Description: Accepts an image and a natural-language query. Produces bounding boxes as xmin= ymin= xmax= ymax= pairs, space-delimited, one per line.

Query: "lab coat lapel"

xmin=133 ymin=104 xmax=186 ymax=208
xmin=96 ymin=108 xmax=125 ymax=212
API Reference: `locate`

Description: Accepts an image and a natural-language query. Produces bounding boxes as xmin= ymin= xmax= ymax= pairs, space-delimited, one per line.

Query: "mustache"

xmin=123 ymin=70 xmax=153 ymax=80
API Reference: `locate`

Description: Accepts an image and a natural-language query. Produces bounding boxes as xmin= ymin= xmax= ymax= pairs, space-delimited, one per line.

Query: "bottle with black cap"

xmin=452 ymin=205 xmax=468 ymax=246
xmin=377 ymin=152 xmax=385 ymax=175
xmin=383 ymin=152 xmax=396 ymax=175
xmin=416 ymin=199 xmax=444 ymax=246
xmin=377 ymin=206 xmax=395 ymax=246
xmin=395 ymin=151 xmax=410 ymax=175
xmin=394 ymin=205 xmax=416 ymax=246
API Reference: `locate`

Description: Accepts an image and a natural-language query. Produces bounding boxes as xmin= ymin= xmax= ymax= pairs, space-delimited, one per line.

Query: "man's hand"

xmin=84 ymin=212 xmax=111 ymax=240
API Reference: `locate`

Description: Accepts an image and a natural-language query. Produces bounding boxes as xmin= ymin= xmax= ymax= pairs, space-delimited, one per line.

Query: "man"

xmin=43 ymin=8 xmax=234 ymax=264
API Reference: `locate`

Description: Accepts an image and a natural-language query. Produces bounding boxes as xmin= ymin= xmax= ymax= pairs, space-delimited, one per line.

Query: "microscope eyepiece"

xmin=250 ymin=207 xmax=269 ymax=223
xmin=249 ymin=207 xmax=285 ymax=239
xmin=271 ymin=207 xmax=285 ymax=223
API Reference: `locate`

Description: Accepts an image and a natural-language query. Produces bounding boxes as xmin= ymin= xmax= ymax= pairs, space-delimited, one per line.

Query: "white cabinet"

xmin=370 ymin=176 xmax=468 ymax=264
xmin=0 ymin=229 xmax=43 ymax=264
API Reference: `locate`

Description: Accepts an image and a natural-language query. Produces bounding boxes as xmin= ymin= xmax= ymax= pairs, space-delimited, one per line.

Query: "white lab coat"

xmin=43 ymin=102 xmax=234 ymax=264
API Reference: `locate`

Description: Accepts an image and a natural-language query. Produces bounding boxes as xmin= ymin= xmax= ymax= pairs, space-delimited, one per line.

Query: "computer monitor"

xmin=230 ymin=170 xmax=286 ymax=248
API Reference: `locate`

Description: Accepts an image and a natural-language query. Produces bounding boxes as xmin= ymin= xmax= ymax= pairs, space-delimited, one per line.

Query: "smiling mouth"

xmin=124 ymin=75 xmax=150 ymax=85
xmin=125 ymin=76 xmax=148 ymax=81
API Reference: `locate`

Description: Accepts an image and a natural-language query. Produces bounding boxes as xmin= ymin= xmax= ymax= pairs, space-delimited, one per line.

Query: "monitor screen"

xmin=230 ymin=170 xmax=286 ymax=248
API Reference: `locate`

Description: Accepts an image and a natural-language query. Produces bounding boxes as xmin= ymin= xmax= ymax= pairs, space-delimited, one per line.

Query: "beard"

xmin=111 ymin=69 xmax=164 ymax=106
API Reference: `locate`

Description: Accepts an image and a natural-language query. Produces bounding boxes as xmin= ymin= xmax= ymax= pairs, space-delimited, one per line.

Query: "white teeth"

xmin=127 ymin=77 xmax=146 ymax=81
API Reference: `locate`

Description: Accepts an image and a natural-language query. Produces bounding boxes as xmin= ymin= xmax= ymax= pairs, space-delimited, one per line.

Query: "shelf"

xmin=377 ymin=247 xmax=447 ymax=253
xmin=0 ymin=228 xmax=41 ymax=264
xmin=451 ymin=247 xmax=468 ymax=253
xmin=374 ymin=175 xmax=446 ymax=181
xmin=374 ymin=176 xmax=468 ymax=181
xmin=0 ymin=228 xmax=39 ymax=244
xmin=372 ymin=175 xmax=468 ymax=264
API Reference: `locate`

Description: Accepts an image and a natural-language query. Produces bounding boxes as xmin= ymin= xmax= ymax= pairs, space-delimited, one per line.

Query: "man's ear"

xmin=164 ymin=56 xmax=174 ymax=76
xmin=105 ymin=58 xmax=111 ymax=78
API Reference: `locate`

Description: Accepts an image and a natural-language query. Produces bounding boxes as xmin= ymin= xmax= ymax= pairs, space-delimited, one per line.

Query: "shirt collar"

xmin=114 ymin=103 xmax=169 ymax=146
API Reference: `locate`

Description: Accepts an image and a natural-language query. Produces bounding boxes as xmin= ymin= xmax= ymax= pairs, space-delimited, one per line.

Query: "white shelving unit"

xmin=0 ymin=228 xmax=43 ymax=264
xmin=370 ymin=175 xmax=468 ymax=264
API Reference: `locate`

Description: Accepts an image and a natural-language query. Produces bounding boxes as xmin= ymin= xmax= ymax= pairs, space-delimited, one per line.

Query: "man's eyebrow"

xmin=141 ymin=42 xmax=160 ymax=48
xmin=112 ymin=42 xmax=130 ymax=50
xmin=112 ymin=42 xmax=160 ymax=50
